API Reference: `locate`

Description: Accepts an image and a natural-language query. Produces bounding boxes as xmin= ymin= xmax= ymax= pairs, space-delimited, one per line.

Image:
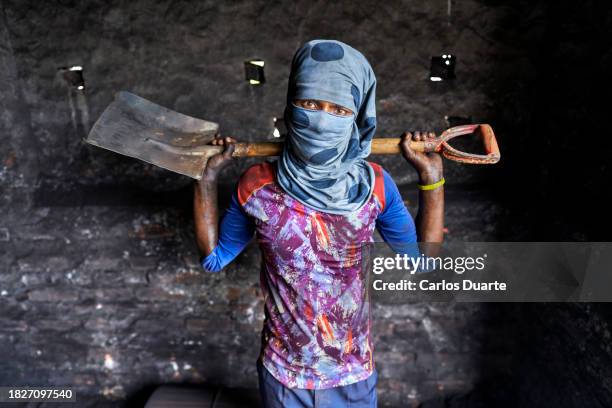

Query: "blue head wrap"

xmin=277 ymin=39 xmax=377 ymax=215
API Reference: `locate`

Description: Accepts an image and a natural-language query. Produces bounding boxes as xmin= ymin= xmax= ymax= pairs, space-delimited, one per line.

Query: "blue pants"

xmin=257 ymin=359 xmax=378 ymax=408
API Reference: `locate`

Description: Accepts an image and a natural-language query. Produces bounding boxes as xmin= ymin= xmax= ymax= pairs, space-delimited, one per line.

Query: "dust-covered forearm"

xmin=193 ymin=136 xmax=236 ymax=257
xmin=193 ymin=180 xmax=219 ymax=256
xmin=415 ymin=172 xmax=444 ymax=256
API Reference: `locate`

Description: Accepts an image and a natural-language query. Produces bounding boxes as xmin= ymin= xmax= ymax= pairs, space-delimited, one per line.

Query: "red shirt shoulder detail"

xmin=237 ymin=162 xmax=276 ymax=206
xmin=368 ymin=161 xmax=386 ymax=212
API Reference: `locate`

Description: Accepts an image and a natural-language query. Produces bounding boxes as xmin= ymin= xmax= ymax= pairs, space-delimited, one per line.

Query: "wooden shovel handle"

xmin=231 ymin=139 xmax=432 ymax=156
xmin=214 ymin=124 xmax=499 ymax=164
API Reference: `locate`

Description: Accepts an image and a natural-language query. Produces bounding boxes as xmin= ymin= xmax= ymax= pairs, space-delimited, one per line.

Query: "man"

xmin=193 ymin=39 xmax=444 ymax=408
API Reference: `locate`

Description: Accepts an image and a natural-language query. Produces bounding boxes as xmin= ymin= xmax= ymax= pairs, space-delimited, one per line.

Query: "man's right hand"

xmin=201 ymin=136 xmax=237 ymax=182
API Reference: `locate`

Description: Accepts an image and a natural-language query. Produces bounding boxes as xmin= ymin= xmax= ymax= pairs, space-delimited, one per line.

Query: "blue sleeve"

xmin=375 ymin=168 xmax=418 ymax=252
xmin=201 ymin=190 xmax=255 ymax=272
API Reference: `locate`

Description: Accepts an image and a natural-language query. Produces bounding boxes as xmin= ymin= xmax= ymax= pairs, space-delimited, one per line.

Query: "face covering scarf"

xmin=276 ymin=39 xmax=377 ymax=215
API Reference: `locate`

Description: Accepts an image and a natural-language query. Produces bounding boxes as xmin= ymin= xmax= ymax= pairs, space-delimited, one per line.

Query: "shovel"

xmin=86 ymin=91 xmax=500 ymax=180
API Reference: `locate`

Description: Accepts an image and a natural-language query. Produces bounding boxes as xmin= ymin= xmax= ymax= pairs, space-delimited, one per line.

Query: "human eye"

xmin=294 ymin=99 xmax=318 ymax=110
xmin=334 ymin=106 xmax=352 ymax=116
xmin=304 ymin=100 xmax=319 ymax=109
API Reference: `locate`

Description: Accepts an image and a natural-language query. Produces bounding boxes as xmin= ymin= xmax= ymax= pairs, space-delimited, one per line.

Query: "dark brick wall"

xmin=1 ymin=1 xmax=611 ymax=407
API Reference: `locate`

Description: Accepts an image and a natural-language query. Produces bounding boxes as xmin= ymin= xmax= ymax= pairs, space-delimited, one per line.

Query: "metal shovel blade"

xmin=85 ymin=91 xmax=219 ymax=179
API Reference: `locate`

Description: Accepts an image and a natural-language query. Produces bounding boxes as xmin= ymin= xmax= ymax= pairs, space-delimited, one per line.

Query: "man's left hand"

xmin=400 ymin=131 xmax=444 ymax=185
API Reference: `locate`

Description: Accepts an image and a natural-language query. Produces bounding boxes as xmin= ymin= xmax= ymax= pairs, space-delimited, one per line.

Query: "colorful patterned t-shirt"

xmin=202 ymin=160 xmax=416 ymax=389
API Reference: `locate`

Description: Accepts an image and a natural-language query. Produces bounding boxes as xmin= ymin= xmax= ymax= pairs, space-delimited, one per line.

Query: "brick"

xmin=94 ymin=270 xmax=126 ymax=287
xmin=227 ymin=286 xmax=241 ymax=302
xmin=15 ymin=232 xmax=57 ymax=241
xmin=17 ymin=260 xmax=38 ymax=273
xmin=85 ymin=256 xmax=122 ymax=271
xmin=96 ymin=286 xmax=134 ymax=299
xmin=28 ymin=287 xmax=79 ymax=302
xmin=84 ymin=317 xmax=116 ymax=331
xmin=0 ymin=319 xmax=28 ymax=332
xmin=174 ymin=270 xmax=205 ymax=285
xmin=421 ymin=379 xmax=471 ymax=395
xmin=0 ymin=227 xmax=9 ymax=241
xmin=123 ymin=270 xmax=148 ymax=285
xmin=134 ymin=286 xmax=188 ymax=302
xmin=419 ymin=353 xmax=476 ymax=381
xmin=134 ymin=319 xmax=183 ymax=334
xmin=35 ymin=319 xmax=81 ymax=331
xmin=372 ymin=319 xmax=395 ymax=337
xmin=376 ymin=351 xmax=417 ymax=378
xmin=128 ymin=256 xmax=157 ymax=270
xmin=73 ymin=374 xmax=96 ymax=386
xmin=19 ymin=273 xmax=50 ymax=286
xmin=45 ymin=256 xmax=73 ymax=271
xmin=65 ymin=269 xmax=93 ymax=286
xmin=185 ymin=318 xmax=211 ymax=332
xmin=129 ymin=223 xmax=175 ymax=240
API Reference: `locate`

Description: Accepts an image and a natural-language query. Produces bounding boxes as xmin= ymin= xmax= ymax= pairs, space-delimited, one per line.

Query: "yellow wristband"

xmin=417 ymin=177 xmax=445 ymax=191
